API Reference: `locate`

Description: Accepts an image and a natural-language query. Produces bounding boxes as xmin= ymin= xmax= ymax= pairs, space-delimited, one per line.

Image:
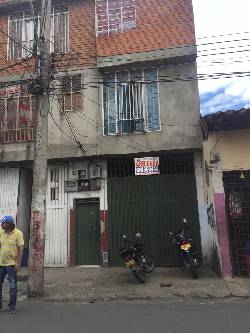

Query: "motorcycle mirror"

xmin=122 ymin=234 xmax=127 ymax=239
xmin=183 ymin=218 xmax=188 ymax=224
xmin=169 ymin=231 xmax=173 ymax=236
xmin=136 ymin=233 xmax=142 ymax=238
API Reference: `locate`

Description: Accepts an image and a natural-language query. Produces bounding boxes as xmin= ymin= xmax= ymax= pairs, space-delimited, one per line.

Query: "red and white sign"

xmin=134 ymin=157 xmax=160 ymax=176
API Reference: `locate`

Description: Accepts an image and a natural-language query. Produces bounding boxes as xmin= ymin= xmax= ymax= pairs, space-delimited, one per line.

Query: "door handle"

xmin=93 ymin=226 xmax=96 ymax=231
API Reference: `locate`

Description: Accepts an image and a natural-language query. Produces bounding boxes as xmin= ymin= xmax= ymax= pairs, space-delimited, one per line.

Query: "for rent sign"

xmin=134 ymin=157 xmax=160 ymax=176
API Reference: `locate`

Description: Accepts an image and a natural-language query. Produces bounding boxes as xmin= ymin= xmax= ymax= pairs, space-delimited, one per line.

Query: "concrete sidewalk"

xmin=3 ymin=266 xmax=250 ymax=303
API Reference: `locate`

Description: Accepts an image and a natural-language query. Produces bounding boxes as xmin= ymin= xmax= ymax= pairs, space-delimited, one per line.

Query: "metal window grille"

xmin=223 ymin=170 xmax=250 ymax=277
xmin=117 ymin=81 xmax=144 ymax=133
xmin=8 ymin=11 xmax=40 ymax=60
xmin=8 ymin=5 xmax=69 ymax=60
xmin=103 ymin=68 xmax=159 ymax=135
xmin=61 ymin=75 xmax=82 ymax=112
xmin=50 ymin=5 xmax=69 ymax=53
xmin=50 ymin=168 xmax=60 ymax=202
xmin=96 ymin=0 xmax=136 ymax=35
xmin=108 ymin=154 xmax=194 ymax=177
xmin=0 ymin=84 xmax=35 ymax=144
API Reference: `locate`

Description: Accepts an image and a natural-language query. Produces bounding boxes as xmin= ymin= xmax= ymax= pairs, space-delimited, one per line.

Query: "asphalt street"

xmin=0 ymin=298 xmax=249 ymax=333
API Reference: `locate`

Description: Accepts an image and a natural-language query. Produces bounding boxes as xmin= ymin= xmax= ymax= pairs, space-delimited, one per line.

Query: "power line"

xmin=50 ymin=69 xmax=250 ymax=90
xmin=0 ymin=57 xmax=34 ymax=74
xmin=51 ymin=91 xmax=153 ymax=153
xmin=196 ymin=31 xmax=250 ymax=40
xmin=52 ymin=89 xmax=86 ymax=153
xmin=0 ymin=68 xmax=36 ymax=123
xmin=1 ymin=30 xmax=249 ymax=73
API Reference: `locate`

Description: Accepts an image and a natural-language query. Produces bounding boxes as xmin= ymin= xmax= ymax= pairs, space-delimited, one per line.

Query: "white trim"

xmin=7 ymin=16 xmax=10 ymax=60
xmin=157 ymin=67 xmax=161 ymax=132
xmin=194 ymin=152 xmax=213 ymax=263
xmin=96 ymin=0 xmax=136 ymax=36
xmin=7 ymin=5 xmax=69 ymax=60
xmin=101 ymin=73 xmax=105 ymax=136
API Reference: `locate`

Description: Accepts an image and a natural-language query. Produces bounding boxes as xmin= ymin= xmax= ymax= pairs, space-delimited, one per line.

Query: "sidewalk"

xmin=3 ymin=265 xmax=250 ymax=303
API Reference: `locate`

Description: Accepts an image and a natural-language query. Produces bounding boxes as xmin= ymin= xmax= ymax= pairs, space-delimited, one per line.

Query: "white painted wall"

xmin=66 ymin=160 xmax=107 ymax=210
xmin=45 ymin=166 xmax=68 ymax=267
xmin=44 ymin=161 xmax=107 ymax=267
xmin=194 ymin=152 xmax=213 ymax=262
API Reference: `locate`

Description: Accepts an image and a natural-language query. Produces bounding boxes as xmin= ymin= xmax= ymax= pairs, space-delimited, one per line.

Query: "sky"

xmin=192 ymin=0 xmax=250 ymax=115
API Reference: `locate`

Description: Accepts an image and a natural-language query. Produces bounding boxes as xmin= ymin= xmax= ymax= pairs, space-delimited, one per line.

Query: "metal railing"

xmin=0 ymin=121 xmax=35 ymax=144
xmin=223 ymin=170 xmax=250 ymax=277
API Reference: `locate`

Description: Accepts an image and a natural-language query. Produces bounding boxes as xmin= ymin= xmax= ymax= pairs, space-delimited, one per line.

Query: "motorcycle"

xmin=169 ymin=219 xmax=200 ymax=279
xmin=119 ymin=233 xmax=154 ymax=283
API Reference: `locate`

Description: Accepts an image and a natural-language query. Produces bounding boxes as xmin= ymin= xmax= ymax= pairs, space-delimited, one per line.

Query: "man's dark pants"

xmin=0 ymin=266 xmax=17 ymax=310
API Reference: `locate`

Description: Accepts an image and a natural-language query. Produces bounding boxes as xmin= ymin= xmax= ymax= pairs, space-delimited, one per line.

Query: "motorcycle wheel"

xmin=187 ymin=253 xmax=199 ymax=279
xmin=132 ymin=263 xmax=146 ymax=283
xmin=141 ymin=253 xmax=154 ymax=273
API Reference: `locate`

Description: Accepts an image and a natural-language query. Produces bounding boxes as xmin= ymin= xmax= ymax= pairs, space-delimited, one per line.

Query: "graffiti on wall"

xmin=207 ymin=204 xmax=215 ymax=228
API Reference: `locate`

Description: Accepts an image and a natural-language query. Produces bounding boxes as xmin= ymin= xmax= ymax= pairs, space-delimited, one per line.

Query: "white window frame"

xmin=50 ymin=168 xmax=60 ymax=202
xmin=7 ymin=5 xmax=69 ymax=60
xmin=7 ymin=11 xmax=41 ymax=60
xmin=0 ymin=84 xmax=34 ymax=143
xmin=116 ymin=71 xmax=145 ymax=134
xmin=61 ymin=75 xmax=82 ymax=112
xmin=102 ymin=68 xmax=161 ymax=135
xmin=95 ymin=0 xmax=137 ymax=36
xmin=50 ymin=5 xmax=69 ymax=54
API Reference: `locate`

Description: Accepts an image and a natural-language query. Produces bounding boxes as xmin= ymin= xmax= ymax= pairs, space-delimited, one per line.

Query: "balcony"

xmin=0 ymin=121 xmax=34 ymax=144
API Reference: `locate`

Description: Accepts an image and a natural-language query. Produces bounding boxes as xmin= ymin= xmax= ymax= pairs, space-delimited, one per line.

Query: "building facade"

xmin=0 ymin=0 xmax=206 ymax=267
xmin=201 ymin=109 xmax=250 ymax=277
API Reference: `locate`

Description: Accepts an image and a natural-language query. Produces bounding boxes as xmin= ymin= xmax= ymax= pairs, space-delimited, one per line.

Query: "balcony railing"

xmin=0 ymin=121 xmax=35 ymax=144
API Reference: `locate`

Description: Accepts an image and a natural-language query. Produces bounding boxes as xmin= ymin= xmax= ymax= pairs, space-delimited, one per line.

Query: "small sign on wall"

xmin=134 ymin=157 xmax=160 ymax=176
xmin=64 ymin=181 xmax=78 ymax=192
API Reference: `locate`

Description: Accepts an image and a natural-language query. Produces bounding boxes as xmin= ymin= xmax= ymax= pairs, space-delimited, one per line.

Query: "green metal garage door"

xmin=108 ymin=155 xmax=201 ymax=266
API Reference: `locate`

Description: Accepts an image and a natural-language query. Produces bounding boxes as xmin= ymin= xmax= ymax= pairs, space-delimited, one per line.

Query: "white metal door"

xmin=0 ymin=168 xmax=19 ymax=220
xmin=45 ymin=166 xmax=68 ymax=267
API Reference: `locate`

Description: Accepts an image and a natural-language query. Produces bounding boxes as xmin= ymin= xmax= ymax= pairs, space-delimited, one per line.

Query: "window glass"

xmin=103 ymin=68 xmax=160 ymax=135
xmin=8 ymin=5 xmax=69 ymax=60
xmin=62 ymin=75 xmax=82 ymax=112
xmin=0 ymin=84 xmax=34 ymax=143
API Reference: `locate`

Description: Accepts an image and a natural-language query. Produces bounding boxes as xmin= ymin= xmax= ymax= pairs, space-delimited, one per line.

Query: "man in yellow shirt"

xmin=0 ymin=215 xmax=24 ymax=314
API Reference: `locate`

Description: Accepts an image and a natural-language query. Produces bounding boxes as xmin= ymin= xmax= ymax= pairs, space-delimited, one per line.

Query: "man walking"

xmin=0 ymin=215 xmax=24 ymax=314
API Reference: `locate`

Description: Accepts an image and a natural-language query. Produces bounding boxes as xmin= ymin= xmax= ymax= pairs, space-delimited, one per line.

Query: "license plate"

xmin=181 ymin=243 xmax=191 ymax=250
xmin=125 ymin=259 xmax=135 ymax=268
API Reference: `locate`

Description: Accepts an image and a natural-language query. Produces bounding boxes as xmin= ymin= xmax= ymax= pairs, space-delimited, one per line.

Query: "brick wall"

xmin=0 ymin=0 xmax=195 ymax=77
xmin=97 ymin=0 xmax=196 ymax=57
xmin=0 ymin=0 xmax=96 ymax=77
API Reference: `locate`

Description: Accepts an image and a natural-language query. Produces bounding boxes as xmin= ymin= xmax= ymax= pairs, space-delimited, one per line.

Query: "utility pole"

xmin=27 ymin=0 xmax=51 ymax=297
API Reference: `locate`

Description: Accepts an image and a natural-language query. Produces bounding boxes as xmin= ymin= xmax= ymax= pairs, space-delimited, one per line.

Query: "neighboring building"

xmin=201 ymin=109 xmax=250 ymax=277
xmin=0 ymin=0 xmax=206 ymax=267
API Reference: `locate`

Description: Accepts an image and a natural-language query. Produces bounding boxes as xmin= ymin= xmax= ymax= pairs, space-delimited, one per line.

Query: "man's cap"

xmin=1 ymin=215 xmax=15 ymax=224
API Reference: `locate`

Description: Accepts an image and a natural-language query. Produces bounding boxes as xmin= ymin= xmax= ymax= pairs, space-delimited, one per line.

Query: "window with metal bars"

xmin=8 ymin=5 xmax=69 ymax=60
xmin=61 ymin=75 xmax=82 ymax=112
xmin=223 ymin=170 xmax=250 ymax=277
xmin=50 ymin=168 xmax=60 ymax=201
xmin=0 ymin=84 xmax=35 ymax=144
xmin=103 ymin=68 xmax=160 ymax=135
xmin=96 ymin=0 xmax=136 ymax=35
xmin=108 ymin=154 xmax=194 ymax=177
